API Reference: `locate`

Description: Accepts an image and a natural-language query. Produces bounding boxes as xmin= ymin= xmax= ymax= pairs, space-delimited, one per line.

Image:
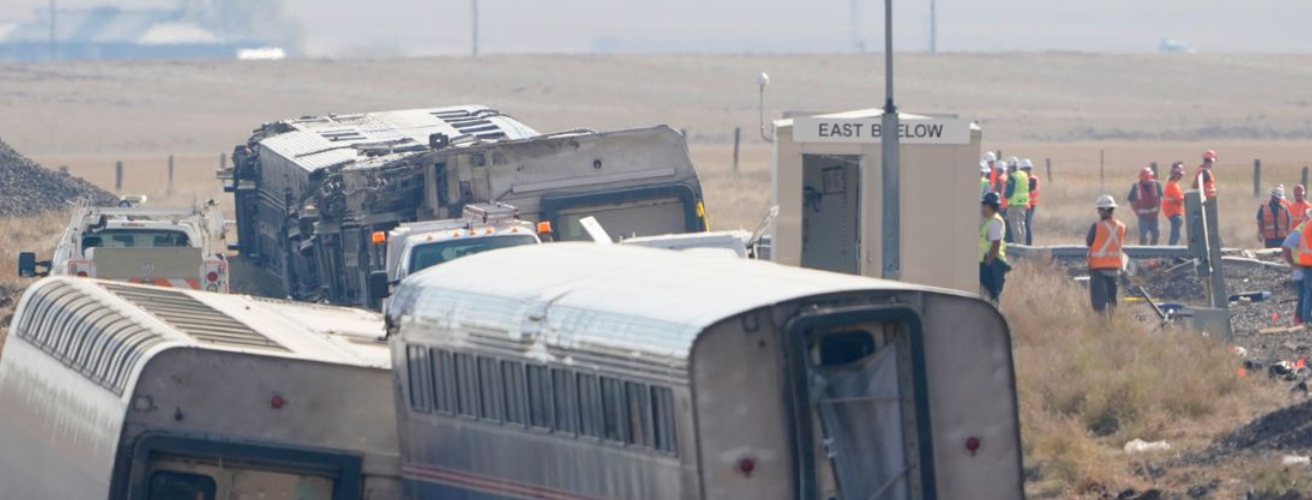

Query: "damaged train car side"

xmin=221 ymin=105 xmax=706 ymax=306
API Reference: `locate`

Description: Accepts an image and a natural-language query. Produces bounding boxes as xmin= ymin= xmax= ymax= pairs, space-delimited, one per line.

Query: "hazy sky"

xmin=4 ymin=0 xmax=1312 ymax=56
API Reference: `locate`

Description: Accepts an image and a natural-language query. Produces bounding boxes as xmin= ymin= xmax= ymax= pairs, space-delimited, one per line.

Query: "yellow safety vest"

xmin=980 ymin=214 xmax=1006 ymax=263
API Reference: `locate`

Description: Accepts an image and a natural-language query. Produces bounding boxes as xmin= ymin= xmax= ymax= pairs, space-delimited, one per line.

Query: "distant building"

xmin=0 ymin=6 xmax=275 ymax=62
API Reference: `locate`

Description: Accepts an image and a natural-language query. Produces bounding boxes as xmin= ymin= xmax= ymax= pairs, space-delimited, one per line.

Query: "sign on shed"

xmin=792 ymin=116 xmax=971 ymax=145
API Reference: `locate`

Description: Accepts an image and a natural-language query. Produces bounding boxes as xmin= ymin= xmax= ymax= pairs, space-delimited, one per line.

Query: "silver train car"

xmin=385 ymin=243 xmax=1024 ymax=500
xmin=0 ymin=277 xmax=399 ymax=500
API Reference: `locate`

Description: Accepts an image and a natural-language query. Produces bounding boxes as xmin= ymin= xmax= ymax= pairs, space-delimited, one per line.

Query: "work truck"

xmin=219 ymin=105 xmax=707 ymax=307
xmin=18 ymin=198 xmax=230 ymax=292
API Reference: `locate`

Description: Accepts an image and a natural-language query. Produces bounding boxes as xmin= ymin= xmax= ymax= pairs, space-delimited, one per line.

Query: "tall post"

xmin=167 ymin=154 xmax=175 ymax=197
xmin=880 ymin=0 xmax=901 ymax=280
xmin=1150 ymin=161 xmax=1158 ymax=181
xmin=929 ymin=0 xmax=937 ymax=54
xmin=1302 ymin=166 xmax=1309 ymax=189
xmin=471 ymin=0 xmax=480 ymax=57
xmin=49 ymin=0 xmax=57 ymax=61
xmin=732 ymin=127 xmax=741 ymax=175
xmin=220 ymin=152 xmax=227 ymax=171
xmin=115 ymin=161 xmax=123 ymax=192
xmin=1253 ymin=159 xmax=1261 ymax=198
xmin=1045 ymin=158 xmax=1052 ymax=184
xmin=1204 ymin=195 xmax=1230 ymax=339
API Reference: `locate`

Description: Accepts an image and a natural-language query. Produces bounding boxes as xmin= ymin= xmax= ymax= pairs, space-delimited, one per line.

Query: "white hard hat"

xmin=1095 ymin=194 xmax=1118 ymax=209
xmin=1020 ymin=158 xmax=1034 ymax=169
xmin=983 ymin=151 xmax=997 ymax=162
xmin=1273 ymin=185 xmax=1286 ymax=199
xmin=979 ymin=161 xmax=989 ymax=174
xmin=1007 ymin=156 xmax=1020 ymax=166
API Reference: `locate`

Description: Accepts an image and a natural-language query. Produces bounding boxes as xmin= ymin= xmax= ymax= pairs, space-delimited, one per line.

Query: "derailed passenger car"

xmin=0 ymin=278 xmax=399 ymax=500
xmin=221 ymin=105 xmax=707 ymax=306
xmin=385 ymin=244 xmax=1024 ymax=500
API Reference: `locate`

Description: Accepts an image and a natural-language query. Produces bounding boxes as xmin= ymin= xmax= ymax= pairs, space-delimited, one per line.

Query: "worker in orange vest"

xmin=1087 ymin=195 xmax=1127 ymax=313
xmin=1282 ymin=207 xmax=1312 ymax=325
xmin=1257 ymin=185 xmax=1294 ymax=248
xmin=1290 ymin=185 xmax=1312 ymax=229
xmin=1022 ymin=159 xmax=1039 ymax=245
xmin=1127 ymin=167 xmax=1163 ymax=245
xmin=1162 ymin=162 xmax=1186 ymax=245
xmin=1192 ymin=150 xmax=1218 ymax=199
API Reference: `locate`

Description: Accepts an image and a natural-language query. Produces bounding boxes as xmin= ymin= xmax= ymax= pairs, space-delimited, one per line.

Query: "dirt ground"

xmin=5 ymin=53 xmax=1312 ymax=498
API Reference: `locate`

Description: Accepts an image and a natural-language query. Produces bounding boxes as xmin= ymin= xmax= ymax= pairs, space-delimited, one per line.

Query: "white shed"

xmin=770 ymin=109 xmax=983 ymax=293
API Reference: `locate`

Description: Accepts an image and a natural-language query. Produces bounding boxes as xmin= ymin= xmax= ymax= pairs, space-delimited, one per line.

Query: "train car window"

xmin=651 ymin=386 xmax=678 ymax=454
xmin=454 ymin=353 xmax=481 ymax=417
xmin=814 ymin=330 xmax=878 ymax=367
xmin=527 ymin=365 xmax=555 ymax=429
xmin=552 ymin=368 xmax=578 ymax=434
xmin=577 ymin=373 xmax=602 ymax=438
xmin=625 ymin=381 xmax=652 ymax=447
xmin=478 ymin=357 xmax=504 ymax=421
xmin=600 ymin=377 xmax=629 ymax=443
xmin=430 ymin=349 xmax=456 ymax=414
xmin=406 ymin=345 xmax=432 ymax=412
xmin=502 ymin=361 xmax=528 ymax=426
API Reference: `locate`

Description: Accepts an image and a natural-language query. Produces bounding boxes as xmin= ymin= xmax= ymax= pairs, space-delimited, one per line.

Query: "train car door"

xmin=784 ymin=306 xmax=936 ymax=500
xmin=800 ymin=155 xmax=861 ymax=274
xmin=128 ymin=436 xmax=363 ymax=500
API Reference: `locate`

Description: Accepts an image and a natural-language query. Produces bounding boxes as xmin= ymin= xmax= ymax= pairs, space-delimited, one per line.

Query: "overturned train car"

xmin=221 ymin=105 xmax=707 ymax=305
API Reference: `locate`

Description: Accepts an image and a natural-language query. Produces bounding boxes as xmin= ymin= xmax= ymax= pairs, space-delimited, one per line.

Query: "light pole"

xmin=880 ymin=0 xmax=901 ymax=280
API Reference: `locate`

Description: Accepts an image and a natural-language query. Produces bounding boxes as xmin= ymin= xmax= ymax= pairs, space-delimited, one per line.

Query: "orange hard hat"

xmin=1139 ymin=167 xmax=1154 ymax=181
xmin=1202 ymin=150 xmax=1218 ymax=161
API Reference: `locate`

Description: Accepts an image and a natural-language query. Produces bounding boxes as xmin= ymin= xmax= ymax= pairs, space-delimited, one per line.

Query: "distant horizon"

xmin=4 ymin=0 xmax=1312 ymax=57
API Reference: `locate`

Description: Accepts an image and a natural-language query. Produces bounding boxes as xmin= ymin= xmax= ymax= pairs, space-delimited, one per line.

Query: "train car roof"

xmin=9 ymin=277 xmax=388 ymax=396
xmin=389 ymin=243 xmax=970 ymax=362
xmin=259 ymin=105 xmax=539 ymax=172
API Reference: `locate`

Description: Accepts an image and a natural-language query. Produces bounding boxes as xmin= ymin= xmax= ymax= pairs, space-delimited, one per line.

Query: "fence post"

xmin=1253 ymin=159 xmax=1261 ymax=198
xmin=115 ymin=161 xmax=123 ymax=192
xmin=220 ymin=152 xmax=227 ymax=170
xmin=1045 ymin=158 xmax=1052 ymax=185
xmin=1303 ymin=166 xmax=1309 ymax=189
xmin=167 ymin=154 xmax=175 ymax=197
xmin=732 ymin=127 xmax=741 ymax=175
xmin=1150 ymin=161 xmax=1158 ymax=181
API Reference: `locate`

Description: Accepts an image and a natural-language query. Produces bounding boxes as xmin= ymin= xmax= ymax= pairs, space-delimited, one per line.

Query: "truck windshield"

xmin=82 ymin=229 xmax=190 ymax=252
xmin=408 ymin=235 xmax=538 ymax=273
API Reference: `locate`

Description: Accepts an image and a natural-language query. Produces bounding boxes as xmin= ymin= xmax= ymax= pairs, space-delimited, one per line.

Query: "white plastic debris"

xmin=1282 ymin=455 xmax=1310 ymax=467
xmin=1124 ymin=439 xmax=1171 ymax=454
xmin=1233 ymin=346 xmax=1249 ymax=358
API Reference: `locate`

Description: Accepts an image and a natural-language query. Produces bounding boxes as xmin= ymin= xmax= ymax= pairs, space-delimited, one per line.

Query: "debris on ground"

xmin=1281 ymin=455 xmax=1310 ymax=467
xmin=1125 ymin=438 xmax=1172 ymax=454
xmin=0 ymin=137 xmax=114 ymax=217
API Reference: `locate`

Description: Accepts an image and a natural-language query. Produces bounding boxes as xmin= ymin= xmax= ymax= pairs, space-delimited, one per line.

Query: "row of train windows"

xmin=405 ymin=346 xmax=678 ymax=455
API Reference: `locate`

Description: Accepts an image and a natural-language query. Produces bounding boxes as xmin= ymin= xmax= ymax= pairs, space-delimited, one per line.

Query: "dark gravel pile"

xmin=0 ymin=137 xmax=114 ymax=217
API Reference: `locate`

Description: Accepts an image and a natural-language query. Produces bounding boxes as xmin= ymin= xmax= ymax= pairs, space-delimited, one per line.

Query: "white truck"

xmin=18 ymin=198 xmax=230 ymax=292
xmin=366 ymin=202 xmax=546 ymax=307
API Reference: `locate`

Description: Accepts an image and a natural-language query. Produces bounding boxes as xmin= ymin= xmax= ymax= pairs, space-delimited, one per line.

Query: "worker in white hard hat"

xmin=1003 ymin=160 xmax=1029 ymax=244
xmin=1258 ymin=184 xmax=1294 ymax=248
xmin=1086 ymin=195 xmax=1127 ymax=313
xmin=1021 ymin=159 xmax=1039 ymax=245
xmin=979 ymin=162 xmax=991 ymax=199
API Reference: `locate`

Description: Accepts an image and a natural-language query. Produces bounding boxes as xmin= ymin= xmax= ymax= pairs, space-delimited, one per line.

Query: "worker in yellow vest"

xmin=1004 ymin=161 xmax=1030 ymax=244
xmin=979 ymin=192 xmax=1010 ymax=303
xmin=1086 ymin=194 xmax=1127 ymax=313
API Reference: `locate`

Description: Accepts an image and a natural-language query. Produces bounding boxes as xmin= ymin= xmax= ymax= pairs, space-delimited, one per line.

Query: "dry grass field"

xmin=4 ymin=53 xmax=1312 ymax=497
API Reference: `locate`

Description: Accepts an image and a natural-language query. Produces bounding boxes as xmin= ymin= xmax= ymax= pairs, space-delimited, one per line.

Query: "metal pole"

xmin=880 ymin=0 xmax=900 ymax=280
xmin=929 ymin=0 xmax=937 ymax=54
xmin=471 ymin=0 xmax=480 ymax=57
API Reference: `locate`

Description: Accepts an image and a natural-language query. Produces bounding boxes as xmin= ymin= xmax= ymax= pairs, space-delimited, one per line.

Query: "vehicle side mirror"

xmin=368 ymin=270 xmax=391 ymax=301
xmin=17 ymin=252 xmax=50 ymax=278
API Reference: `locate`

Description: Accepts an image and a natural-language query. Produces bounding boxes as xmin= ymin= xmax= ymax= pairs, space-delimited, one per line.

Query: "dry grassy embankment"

xmin=0 ymin=211 xmax=67 ymax=354
xmin=1004 ymin=262 xmax=1288 ymax=498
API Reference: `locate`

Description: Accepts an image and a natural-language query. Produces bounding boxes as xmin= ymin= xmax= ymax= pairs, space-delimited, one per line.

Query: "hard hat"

xmin=1272 ymin=185 xmax=1286 ymax=199
xmin=1007 ymin=156 xmax=1020 ymax=166
xmin=1202 ymin=150 xmax=1218 ymax=161
xmin=983 ymin=151 xmax=997 ymax=162
xmin=982 ymin=192 xmax=1001 ymax=207
xmin=1139 ymin=167 xmax=1154 ymax=181
xmin=979 ymin=161 xmax=989 ymax=174
xmin=1095 ymin=194 xmax=1117 ymax=209
xmin=1170 ymin=163 xmax=1186 ymax=176
xmin=1297 ymin=184 xmax=1306 ymax=197
xmin=1020 ymin=158 xmax=1034 ymax=169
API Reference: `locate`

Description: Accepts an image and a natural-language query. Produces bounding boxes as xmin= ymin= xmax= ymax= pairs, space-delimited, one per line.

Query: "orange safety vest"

xmin=1290 ymin=199 xmax=1312 ymax=229
xmin=1162 ymin=180 xmax=1185 ymax=218
xmin=1192 ymin=167 xmax=1217 ymax=199
xmin=1297 ymin=222 xmax=1312 ymax=267
xmin=1088 ymin=218 xmax=1127 ymax=270
xmin=1261 ymin=202 xmax=1294 ymax=240
xmin=992 ymin=170 xmax=1008 ymax=209
xmin=1028 ymin=174 xmax=1040 ymax=209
